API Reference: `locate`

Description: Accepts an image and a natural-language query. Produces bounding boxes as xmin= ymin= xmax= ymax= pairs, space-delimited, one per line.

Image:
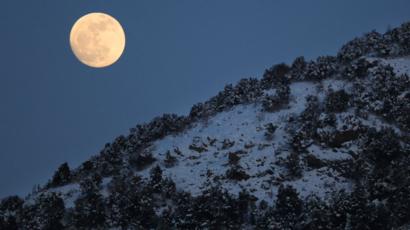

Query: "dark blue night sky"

xmin=1 ymin=0 xmax=409 ymax=197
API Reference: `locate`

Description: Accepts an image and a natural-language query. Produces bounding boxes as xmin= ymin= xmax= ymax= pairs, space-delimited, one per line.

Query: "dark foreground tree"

xmin=50 ymin=162 xmax=72 ymax=187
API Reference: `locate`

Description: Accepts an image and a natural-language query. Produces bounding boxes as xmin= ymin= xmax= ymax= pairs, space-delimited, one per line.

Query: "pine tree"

xmin=164 ymin=151 xmax=177 ymax=168
xmin=74 ymin=175 xmax=106 ymax=229
xmin=284 ymin=152 xmax=302 ymax=179
xmin=0 ymin=196 xmax=23 ymax=230
xmin=20 ymin=193 xmax=65 ymax=230
xmin=264 ymin=123 xmax=277 ymax=140
xmin=106 ymin=174 xmax=157 ymax=229
xmin=50 ymin=162 xmax=71 ymax=187
xmin=275 ymin=185 xmax=303 ymax=228
xmin=325 ymin=89 xmax=350 ymax=112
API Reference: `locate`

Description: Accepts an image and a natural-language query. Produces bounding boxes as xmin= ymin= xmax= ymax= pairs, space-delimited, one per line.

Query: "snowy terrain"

xmin=30 ymin=56 xmax=409 ymax=209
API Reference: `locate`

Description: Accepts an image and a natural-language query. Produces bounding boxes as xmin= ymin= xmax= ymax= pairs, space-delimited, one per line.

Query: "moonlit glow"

xmin=70 ymin=12 xmax=126 ymax=68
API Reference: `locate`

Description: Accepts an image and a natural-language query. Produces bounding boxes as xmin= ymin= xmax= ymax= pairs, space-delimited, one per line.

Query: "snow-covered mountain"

xmin=1 ymin=22 xmax=410 ymax=229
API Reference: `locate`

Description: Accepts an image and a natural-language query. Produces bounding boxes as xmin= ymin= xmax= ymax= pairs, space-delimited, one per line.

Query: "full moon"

xmin=70 ymin=12 xmax=126 ymax=68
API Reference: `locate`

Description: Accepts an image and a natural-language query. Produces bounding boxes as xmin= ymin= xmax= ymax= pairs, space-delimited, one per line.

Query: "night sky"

xmin=1 ymin=0 xmax=410 ymax=197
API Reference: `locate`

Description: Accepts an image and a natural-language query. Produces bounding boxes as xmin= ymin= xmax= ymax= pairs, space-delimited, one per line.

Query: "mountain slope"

xmin=1 ymin=22 xmax=410 ymax=229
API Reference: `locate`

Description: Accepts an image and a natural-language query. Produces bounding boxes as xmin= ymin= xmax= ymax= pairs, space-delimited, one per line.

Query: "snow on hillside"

xmin=25 ymin=57 xmax=409 ymax=208
xmin=378 ymin=56 xmax=410 ymax=75
xmin=142 ymin=81 xmax=351 ymax=204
